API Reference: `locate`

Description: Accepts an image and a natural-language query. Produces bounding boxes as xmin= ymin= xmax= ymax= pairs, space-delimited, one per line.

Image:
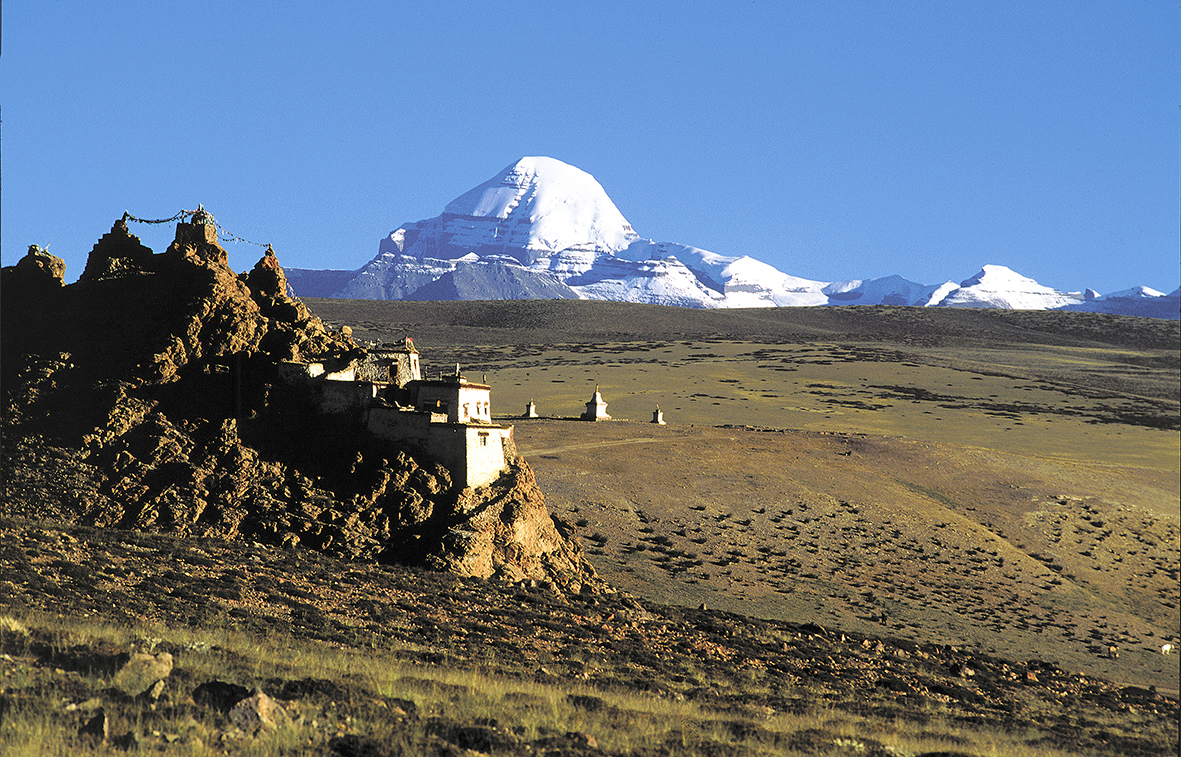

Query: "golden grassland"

xmin=0 ymin=603 xmax=1138 ymax=757
xmin=311 ymin=300 xmax=1180 ymax=693
xmin=3 ymin=300 xmax=1178 ymax=755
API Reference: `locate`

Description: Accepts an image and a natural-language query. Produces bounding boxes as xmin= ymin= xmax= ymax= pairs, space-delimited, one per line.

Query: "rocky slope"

xmin=1 ymin=213 xmax=596 ymax=590
xmin=1 ymin=517 xmax=1176 ymax=757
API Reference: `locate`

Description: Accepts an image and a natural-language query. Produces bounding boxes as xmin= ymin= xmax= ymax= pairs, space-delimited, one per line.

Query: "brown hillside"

xmin=307 ymin=298 xmax=1180 ymax=694
xmin=1 ymin=218 xmax=596 ymax=589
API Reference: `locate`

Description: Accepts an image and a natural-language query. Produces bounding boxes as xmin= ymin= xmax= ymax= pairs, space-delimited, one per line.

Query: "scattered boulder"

xmin=424 ymin=717 xmax=520 ymax=753
xmin=111 ymin=651 xmax=173 ymax=697
xmin=78 ymin=708 xmax=109 ymax=744
xmin=229 ymin=688 xmax=290 ymax=734
xmin=193 ymin=681 xmax=252 ymax=713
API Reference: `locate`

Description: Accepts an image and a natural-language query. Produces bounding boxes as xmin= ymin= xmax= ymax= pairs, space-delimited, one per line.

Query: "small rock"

xmin=111 ymin=730 xmax=140 ymax=750
xmin=79 ymin=709 xmax=109 ymax=743
xmin=229 ymin=688 xmax=290 ymax=734
xmin=113 ymin=652 xmax=173 ymax=697
xmin=142 ymin=679 xmax=166 ymax=708
xmin=193 ymin=681 xmax=252 ymax=713
xmin=566 ymin=731 xmax=598 ymax=748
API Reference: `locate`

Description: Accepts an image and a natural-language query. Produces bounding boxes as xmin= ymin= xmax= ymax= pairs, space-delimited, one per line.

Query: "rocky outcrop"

xmin=2 ymin=245 xmax=66 ymax=295
xmin=424 ymin=460 xmax=594 ymax=588
xmin=2 ymin=213 xmax=596 ymax=589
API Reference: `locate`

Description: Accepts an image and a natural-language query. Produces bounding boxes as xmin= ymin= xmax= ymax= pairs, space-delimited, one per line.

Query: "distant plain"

xmin=308 ymin=299 xmax=1180 ymax=693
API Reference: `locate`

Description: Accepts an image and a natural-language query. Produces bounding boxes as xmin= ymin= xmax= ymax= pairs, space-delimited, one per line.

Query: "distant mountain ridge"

xmin=285 ymin=157 xmax=1179 ymax=319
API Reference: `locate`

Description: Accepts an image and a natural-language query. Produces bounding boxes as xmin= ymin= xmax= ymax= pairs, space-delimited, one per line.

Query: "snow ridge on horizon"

xmin=283 ymin=157 xmax=1177 ymax=319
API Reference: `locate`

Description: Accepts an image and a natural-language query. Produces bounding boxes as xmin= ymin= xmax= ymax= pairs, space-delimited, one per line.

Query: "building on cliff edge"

xmin=276 ymin=337 xmax=514 ymax=489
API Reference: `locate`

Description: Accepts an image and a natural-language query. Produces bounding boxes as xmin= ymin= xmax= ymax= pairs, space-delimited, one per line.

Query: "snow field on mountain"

xmin=286 ymin=157 xmax=1176 ymax=318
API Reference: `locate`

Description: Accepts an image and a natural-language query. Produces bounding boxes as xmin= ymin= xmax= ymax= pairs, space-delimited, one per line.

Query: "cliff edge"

xmin=1 ymin=213 xmax=597 ymax=591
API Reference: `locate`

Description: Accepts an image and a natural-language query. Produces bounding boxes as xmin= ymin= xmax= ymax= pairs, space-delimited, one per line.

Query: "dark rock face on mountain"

xmin=1 ymin=214 xmax=596 ymax=590
xmin=405 ymin=261 xmax=579 ymax=301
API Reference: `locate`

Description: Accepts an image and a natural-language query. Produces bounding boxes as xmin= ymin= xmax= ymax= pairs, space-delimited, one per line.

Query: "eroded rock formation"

xmin=2 ymin=214 xmax=596 ymax=590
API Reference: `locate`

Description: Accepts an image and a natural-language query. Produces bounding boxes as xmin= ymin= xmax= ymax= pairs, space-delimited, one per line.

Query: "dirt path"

xmin=518 ymin=436 xmax=670 ymax=457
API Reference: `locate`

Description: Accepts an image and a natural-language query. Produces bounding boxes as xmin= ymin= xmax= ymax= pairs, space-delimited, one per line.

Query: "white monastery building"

xmin=277 ymin=338 xmax=514 ymax=489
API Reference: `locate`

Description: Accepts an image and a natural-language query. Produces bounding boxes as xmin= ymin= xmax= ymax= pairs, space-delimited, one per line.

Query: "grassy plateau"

xmin=2 ymin=300 xmax=1177 ymax=756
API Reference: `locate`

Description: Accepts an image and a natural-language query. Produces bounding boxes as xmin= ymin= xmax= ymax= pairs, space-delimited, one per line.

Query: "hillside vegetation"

xmin=2 ymin=275 xmax=1177 ymax=755
xmin=309 ymin=298 xmax=1180 ymax=695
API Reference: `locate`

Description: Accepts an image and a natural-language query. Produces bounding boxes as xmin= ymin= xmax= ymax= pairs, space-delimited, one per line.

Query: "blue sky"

xmin=3 ymin=2 xmax=1177 ymax=295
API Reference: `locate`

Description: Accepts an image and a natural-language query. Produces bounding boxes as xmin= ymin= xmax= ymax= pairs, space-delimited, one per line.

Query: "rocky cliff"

xmin=1 ymin=213 xmax=597 ymax=590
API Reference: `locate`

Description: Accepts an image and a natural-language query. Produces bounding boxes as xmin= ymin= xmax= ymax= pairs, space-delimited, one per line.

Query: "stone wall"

xmin=318 ymin=379 xmax=375 ymax=414
xmin=367 ymin=406 xmax=433 ymax=449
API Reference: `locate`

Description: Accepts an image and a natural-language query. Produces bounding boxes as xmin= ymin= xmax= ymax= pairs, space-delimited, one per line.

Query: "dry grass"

xmin=0 ymin=609 xmax=1136 ymax=757
xmin=4 ymin=299 xmax=1177 ymax=755
xmin=305 ymin=299 xmax=1180 ymax=694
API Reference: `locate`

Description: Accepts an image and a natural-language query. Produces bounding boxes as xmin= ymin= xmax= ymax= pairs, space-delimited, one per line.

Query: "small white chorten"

xmin=651 ymin=407 xmax=665 ymax=425
xmin=581 ymin=386 xmax=611 ymax=421
xmin=525 ymin=399 xmax=538 ymax=418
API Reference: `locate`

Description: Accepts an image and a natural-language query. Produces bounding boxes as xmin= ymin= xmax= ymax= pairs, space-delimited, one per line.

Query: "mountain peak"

xmin=439 ymin=157 xmax=638 ymax=256
xmin=939 ymin=264 xmax=1080 ymax=310
xmin=959 ymin=264 xmax=1039 ymax=289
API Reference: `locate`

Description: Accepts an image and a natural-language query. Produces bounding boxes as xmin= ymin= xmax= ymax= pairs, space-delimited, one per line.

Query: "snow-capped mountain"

xmin=934 ymin=265 xmax=1084 ymax=310
xmin=1060 ymin=285 xmax=1181 ymax=320
xmin=283 ymin=157 xmax=1178 ymax=319
xmin=380 ymin=156 xmax=638 ymax=264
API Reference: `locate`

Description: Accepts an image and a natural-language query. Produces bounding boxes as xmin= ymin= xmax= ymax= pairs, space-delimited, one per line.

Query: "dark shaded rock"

xmin=192 ymin=681 xmax=251 ymax=713
xmin=8 ymin=245 xmax=66 ymax=289
xmin=566 ymin=694 xmax=607 ymax=712
xmin=78 ymin=708 xmax=109 ymax=743
xmin=329 ymin=734 xmax=400 ymax=757
xmin=79 ymin=219 xmax=154 ymax=283
xmin=876 ymin=677 xmax=911 ymax=693
xmin=405 ymin=261 xmax=579 ymax=301
xmin=111 ymin=729 xmax=141 ymax=751
xmin=424 ymin=717 xmax=519 ymax=752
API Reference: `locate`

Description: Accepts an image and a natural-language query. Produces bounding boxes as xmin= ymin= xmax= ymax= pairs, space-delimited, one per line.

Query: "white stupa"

xmin=581 ymin=386 xmax=611 ymax=421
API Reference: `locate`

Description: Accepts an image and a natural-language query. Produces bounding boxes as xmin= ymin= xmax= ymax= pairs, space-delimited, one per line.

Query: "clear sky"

xmin=3 ymin=2 xmax=1178 ymax=295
